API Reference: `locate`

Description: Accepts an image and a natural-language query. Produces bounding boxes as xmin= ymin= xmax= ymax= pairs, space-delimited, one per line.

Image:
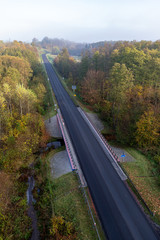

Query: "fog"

xmin=1 ymin=0 xmax=160 ymax=42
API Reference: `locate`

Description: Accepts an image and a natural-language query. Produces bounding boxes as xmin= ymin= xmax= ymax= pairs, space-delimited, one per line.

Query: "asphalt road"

xmin=42 ymin=55 xmax=159 ymax=240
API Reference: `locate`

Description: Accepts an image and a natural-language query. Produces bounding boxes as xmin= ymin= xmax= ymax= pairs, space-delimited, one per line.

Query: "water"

xmin=27 ymin=176 xmax=36 ymax=204
xmin=46 ymin=141 xmax=61 ymax=149
xmin=40 ymin=140 xmax=64 ymax=153
xmin=27 ymin=173 xmax=40 ymax=240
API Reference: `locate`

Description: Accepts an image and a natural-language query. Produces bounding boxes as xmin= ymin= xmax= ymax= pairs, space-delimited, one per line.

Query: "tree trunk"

xmin=20 ymin=99 xmax=23 ymax=117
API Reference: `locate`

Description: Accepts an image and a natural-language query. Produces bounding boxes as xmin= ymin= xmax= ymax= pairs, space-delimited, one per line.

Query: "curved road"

xmin=42 ymin=55 xmax=159 ymax=240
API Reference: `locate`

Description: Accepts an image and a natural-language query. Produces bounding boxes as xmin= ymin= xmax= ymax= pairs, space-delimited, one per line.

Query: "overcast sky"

xmin=1 ymin=0 xmax=160 ymax=43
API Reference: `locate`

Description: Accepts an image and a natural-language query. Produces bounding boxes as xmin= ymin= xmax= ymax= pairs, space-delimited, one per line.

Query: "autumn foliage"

xmin=54 ymin=41 xmax=160 ymax=171
xmin=0 ymin=41 xmax=48 ymax=170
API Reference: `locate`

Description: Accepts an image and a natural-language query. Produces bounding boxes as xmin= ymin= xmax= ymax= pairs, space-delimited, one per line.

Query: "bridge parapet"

xmin=57 ymin=109 xmax=87 ymax=187
xmin=77 ymin=107 xmax=127 ymax=181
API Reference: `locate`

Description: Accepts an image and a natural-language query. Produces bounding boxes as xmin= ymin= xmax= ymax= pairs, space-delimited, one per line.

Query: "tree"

xmin=81 ymin=70 xmax=105 ymax=105
xmin=109 ymin=63 xmax=134 ymax=106
xmin=15 ymin=84 xmax=37 ymax=116
xmin=54 ymin=48 xmax=77 ymax=79
xmin=107 ymin=63 xmax=134 ymax=142
xmin=0 ymin=56 xmax=32 ymax=87
xmin=111 ymin=46 xmax=146 ymax=84
xmin=1 ymin=67 xmax=21 ymax=87
xmin=0 ymin=92 xmax=6 ymax=139
xmin=79 ymin=50 xmax=91 ymax=79
xmin=31 ymin=83 xmax=46 ymax=104
xmin=2 ymin=83 xmax=13 ymax=115
xmin=31 ymin=38 xmax=39 ymax=47
xmin=136 ymin=111 xmax=160 ymax=149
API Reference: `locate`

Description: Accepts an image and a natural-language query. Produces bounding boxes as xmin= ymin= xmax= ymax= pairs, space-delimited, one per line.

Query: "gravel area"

xmin=45 ymin=115 xmax=62 ymax=138
xmin=111 ymin=146 xmax=134 ymax=162
xmin=50 ymin=150 xmax=72 ymax=179
xmin=86 ymin=112 xmax=104 ymax=131
xmin=84 ymin=110 xmax=134 ymax=163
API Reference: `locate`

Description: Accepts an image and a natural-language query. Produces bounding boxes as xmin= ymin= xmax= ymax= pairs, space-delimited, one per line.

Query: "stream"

xmin=27 ymin=173 xmax=40 ymax=240
xmin=26 ymin=140 xmax=63 ymax=239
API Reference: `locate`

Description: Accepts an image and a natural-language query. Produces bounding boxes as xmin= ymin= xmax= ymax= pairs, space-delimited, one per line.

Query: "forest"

xmin=0 ymin=41 xmax=48 ymax=238
xmin=32 ymin=36 xmax=116 ymax=56
xmin=32 ymin=37 xmax=85 ymax=56
xmin=0 ymin=40 xmax=48 ymax=171
xmin=54 ymin=40 xmax=160 ymax=175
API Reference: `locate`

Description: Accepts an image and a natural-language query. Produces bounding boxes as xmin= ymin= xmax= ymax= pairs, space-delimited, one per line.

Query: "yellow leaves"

xmin=3 ymin=83 xmax=11 ymax=95
xmin=111 ymin=49 xmax=119 ymax=58
xmin=50 ymin=216 xmax=76 ymax=238
xmin=136 ymin=111 xmax=160 ymax=148
xmin=0 ymin=93 xmax=6 ymax=110
xmin=31 ymin=83 xmax=45 ymax=104
xmin=15 ymin=84 xmax=37 ymax=115
xmin=135 ymin=85 xmax=143 ymax=96
xmin=0 ymin=42 xmax=48 ymax=173
xmin=0 ymin=55 xmax=32 ymax=87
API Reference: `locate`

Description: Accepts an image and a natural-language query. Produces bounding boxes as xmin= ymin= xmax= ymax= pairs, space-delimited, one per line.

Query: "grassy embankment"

xmin=122 ymin=148 xmax=160 ymax=224
xmin=47 ymin=53 xmax=160 ymax=226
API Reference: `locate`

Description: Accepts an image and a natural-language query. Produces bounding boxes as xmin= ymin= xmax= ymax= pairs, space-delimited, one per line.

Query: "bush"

xmin=50 ymin=216 xmax=77 ymax=239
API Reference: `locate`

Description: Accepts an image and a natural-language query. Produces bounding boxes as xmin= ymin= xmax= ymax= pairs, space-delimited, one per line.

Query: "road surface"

xmin=42 ymin=54 xmax=159 ymax=240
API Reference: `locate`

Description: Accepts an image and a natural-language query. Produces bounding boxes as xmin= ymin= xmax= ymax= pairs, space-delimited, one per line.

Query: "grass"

xmin=46 ymin=53 xmax=57 ymax=63
xmin=72 ymin=56 xmax=81 ymax=62
xmin=52 ymin=172 xmax=104 ymax=240
xmin=121 ymin=148 xmax=160 ymax=224
xmin=43 ymin=106 xmax=56 ymax=120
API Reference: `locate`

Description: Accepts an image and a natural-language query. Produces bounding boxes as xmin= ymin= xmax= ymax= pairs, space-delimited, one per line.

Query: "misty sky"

xmin=1 ymin=0 xmax=160 ymax=43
